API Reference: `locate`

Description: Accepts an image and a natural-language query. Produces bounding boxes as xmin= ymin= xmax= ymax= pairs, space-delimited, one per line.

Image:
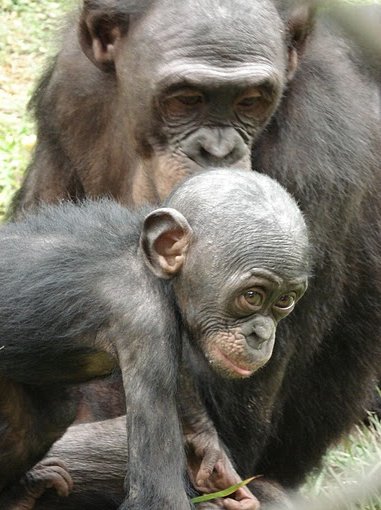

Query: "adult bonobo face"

xmin=140 ymin=169 xmax=309 ymax=379
xmin=79 ymin=0 xmax=300 ymax=202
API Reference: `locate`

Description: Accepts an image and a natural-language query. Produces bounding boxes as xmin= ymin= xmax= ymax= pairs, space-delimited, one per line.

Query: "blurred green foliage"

xmin=0 ymin=0 xmax=73 ymax=219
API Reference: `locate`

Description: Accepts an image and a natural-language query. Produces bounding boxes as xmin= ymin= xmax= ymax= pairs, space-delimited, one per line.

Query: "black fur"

xmin=0 ymin=200 xmax=189 ymax=510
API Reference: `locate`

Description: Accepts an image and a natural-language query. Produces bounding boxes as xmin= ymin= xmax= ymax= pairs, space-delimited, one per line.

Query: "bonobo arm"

xmin=178 ymin=359 xmax=260 ymax=510
xmin=111 ymin=286 xmax=191 ymax=510
xmin=179 ymin=370 xmax=290 ymax=509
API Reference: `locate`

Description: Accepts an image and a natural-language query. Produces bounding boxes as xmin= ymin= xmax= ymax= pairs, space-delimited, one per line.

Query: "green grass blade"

xmin=191 ymin=476 xmax=256 ymax=504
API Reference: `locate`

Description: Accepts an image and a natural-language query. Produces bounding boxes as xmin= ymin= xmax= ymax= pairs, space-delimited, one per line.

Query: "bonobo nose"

xmin=182 ymin=127 xmax=247 ymax=167
xmin=242 ymin=316 xmax=275 ymax=349
xmin=254 ymin=321 xmax=273 ymax=344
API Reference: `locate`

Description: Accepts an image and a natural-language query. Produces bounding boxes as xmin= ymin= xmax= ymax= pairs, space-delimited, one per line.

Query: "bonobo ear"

xmin=286 ymin=2 xmax=316 ymax=80
xmin=140 ymin=208 xmax=193 ymax=279
xmin=79 ymin=0 xmax=130 ymax=71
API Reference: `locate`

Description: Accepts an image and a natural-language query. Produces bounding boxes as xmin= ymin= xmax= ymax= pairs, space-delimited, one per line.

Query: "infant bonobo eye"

xmin=236 ymin=288 xmax=265 ymax=312
xmin=233 ymin=285 xmax=304 ymax=319
xmin=274 ymin=293 xmax=296 ymax=311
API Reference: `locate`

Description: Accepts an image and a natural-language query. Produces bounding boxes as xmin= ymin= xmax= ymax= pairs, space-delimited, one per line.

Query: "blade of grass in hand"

xmin=191 ymin=476 xmax=256 ymax=504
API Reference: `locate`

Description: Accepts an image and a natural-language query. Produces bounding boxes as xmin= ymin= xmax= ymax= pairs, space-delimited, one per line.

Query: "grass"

xmin=303 ymin=414 xmax=381 ymax=508
xmin=1 ymin=0 xmax=381 ymax=507
xmin=0 ymin=0 xmax=74 ymax=218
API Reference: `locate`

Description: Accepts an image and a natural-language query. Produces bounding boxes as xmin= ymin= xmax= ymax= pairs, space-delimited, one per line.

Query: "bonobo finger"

xmin=235 ymin=487 xmax=257 ymax=501
xmin=39 ymin=458 xmax=74 ymax=492
xmin=221 ymin=485 xmax=261 ymax=510
xmin=38 ymin=457 xmax=68 ymax=470
xmin=197 ymin=447 xmax=221 ymax=486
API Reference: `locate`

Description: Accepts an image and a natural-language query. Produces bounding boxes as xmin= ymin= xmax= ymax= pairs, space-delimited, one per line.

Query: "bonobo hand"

xmin=2 ymin=457 xmax=73 ymax=510
xmin=185 ymin=428 xmax=260 ymax=510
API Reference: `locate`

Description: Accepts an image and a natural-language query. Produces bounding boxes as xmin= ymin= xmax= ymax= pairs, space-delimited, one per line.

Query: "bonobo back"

xmin=0 ymin=198 xmax=190 ymax=509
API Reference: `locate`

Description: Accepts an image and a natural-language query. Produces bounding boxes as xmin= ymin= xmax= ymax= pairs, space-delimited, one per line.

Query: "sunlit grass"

xmin=304 ymin=414 xmax=381 ymax=509
xmin=0 ymin=0 xmax=74 ymax=218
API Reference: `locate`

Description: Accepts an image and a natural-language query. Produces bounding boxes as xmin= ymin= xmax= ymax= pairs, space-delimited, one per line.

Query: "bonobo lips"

xmin=214 ymin=347 xmax=255 ymax=378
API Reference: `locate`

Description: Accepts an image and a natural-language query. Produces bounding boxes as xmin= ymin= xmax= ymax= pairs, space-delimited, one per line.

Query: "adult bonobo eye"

xmin=236 ymin=288 xmax=265 ymax=313
xmin=235 ymin=85 xmax=274 ymax=120
xmin=161 ymin=89 xmax=205 ymax=119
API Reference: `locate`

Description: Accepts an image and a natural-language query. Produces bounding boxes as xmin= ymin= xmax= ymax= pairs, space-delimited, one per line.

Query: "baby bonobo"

xmin=0 ymin=169 xmax=309 ymax=510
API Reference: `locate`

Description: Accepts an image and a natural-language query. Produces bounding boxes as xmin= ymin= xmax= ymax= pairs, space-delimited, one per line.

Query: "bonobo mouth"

xmin=213 ymin=347 xmax=256 ymax=378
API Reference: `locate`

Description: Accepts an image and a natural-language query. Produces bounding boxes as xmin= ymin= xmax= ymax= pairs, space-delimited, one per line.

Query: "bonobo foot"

xmin=1 ymin=458 xmax=73 ymax=510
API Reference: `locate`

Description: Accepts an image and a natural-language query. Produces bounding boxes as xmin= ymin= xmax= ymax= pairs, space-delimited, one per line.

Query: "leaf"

xmin=191 ymin=476 xmax=257 ymax=504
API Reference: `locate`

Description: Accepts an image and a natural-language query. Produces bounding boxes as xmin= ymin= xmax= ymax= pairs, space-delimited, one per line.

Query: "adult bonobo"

xmin=9 ymin=0 xmax=299 ymax=212
xmin=7 ymin=0 xmax=381 ymax=503
xmin=0 ymin=170 xmax=309 ymax=510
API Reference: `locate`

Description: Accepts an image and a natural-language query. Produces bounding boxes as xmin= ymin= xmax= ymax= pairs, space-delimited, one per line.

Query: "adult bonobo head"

xmin=79 ymin=0 xmax=313 ymax=201
xmin=140 ymin=169 xmax=310 ymax=378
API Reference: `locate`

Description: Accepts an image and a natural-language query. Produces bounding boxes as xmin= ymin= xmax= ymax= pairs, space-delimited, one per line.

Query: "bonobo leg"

xmin=18 ymin=418 xmax=127 ymax=510
xmin=71 ymin=374 xmax=125 ymax=423
xmin=6 ymin=375 xmax=264 ymax=510
xmin=6 ymin=408 xmax=288 ymax=510
xmin=0 ymin=376 xmax=76 ymax=492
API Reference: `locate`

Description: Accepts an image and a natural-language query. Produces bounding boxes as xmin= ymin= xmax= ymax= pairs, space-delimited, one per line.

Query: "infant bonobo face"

xmin=140 ymin=169 xmax=309 ymax=378
xmin=198 ymin=267 xmax=307 ymax=377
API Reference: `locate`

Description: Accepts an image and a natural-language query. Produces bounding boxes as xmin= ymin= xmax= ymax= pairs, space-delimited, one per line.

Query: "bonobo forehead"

xmin=128 ymin=0 xmax=287 ymax=85
xmin=166 ymin=169 xmax=310 ymax=279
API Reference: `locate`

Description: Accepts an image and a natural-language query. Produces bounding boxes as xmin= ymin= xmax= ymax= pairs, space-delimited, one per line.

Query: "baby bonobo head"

xmin=140 ymin=169 xmax=309 ymax=378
